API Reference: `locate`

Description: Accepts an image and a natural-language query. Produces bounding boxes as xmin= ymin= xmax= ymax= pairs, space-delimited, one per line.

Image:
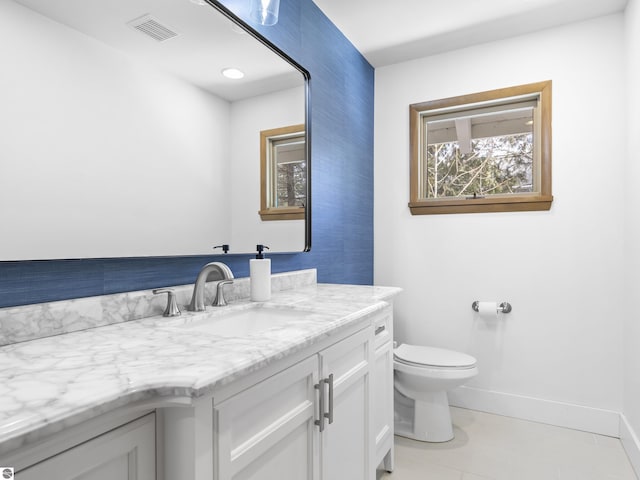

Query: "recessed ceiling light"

xmin=221 ymin=68 xmax=245 ymax=79
xmin=190 ymin=0 xmax=207 ymax=5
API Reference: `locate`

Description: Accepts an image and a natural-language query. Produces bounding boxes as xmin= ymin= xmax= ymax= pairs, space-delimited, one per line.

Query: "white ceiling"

xmin=14 ymin=0 xmax=303 ymax=101
xmin=14 ymin=0 xmax=629 ymax=91
xmin=312 ymin=0 xmax=629 ymax=67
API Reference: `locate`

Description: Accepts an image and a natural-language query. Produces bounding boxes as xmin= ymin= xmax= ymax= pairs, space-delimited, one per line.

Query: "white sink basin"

xmin=181 ymin=307 xmax=315 ymax=337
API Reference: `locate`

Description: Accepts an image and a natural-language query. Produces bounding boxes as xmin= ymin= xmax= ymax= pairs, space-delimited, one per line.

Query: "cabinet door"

xmin=373 ymin=340 xmax=394 ymax=471
xmin=214 ymin=356 xmax=319 ymax=480
xmin=18 ymin=413 xmax=156 ymax=480
xmin=318 ymin=328 xmax=371 ymax=480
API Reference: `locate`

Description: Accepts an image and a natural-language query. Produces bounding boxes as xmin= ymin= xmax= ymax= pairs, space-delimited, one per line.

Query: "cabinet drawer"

xmin=373 ymin=308 xmax=392 ymax=349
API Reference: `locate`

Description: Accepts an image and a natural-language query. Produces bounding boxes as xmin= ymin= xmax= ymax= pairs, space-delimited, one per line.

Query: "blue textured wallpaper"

xmin=0 ymin=0 xmax=374 ymax=308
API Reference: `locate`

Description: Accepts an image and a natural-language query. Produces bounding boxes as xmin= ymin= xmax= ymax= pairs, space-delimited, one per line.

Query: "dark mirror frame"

xmin=209 ymin=0 xmax=312 ymax=252
xmin=2 ymin=0 xmax=311 ymax=259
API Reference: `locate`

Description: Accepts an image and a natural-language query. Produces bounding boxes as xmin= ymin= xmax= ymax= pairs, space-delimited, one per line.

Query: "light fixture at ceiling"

xmin=249 ymin=0 xmax=280 ymax=26
xmin=190 ymin=0 xmax=207 ymax=5
xmin=221 ymin=68 xmax=245 ymax=79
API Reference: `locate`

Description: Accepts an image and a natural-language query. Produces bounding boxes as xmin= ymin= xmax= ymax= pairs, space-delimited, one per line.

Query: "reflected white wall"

xmin=0 ymin=0 xmax=230 ymax=259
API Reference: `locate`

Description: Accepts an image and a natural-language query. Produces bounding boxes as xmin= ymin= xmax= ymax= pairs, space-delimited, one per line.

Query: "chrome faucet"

xmin=188 ymin=262 xmax=234 ymax=311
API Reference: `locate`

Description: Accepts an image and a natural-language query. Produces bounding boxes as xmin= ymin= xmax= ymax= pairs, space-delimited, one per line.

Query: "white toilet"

xmin=394 ymin=344 xmax=478 ymax=442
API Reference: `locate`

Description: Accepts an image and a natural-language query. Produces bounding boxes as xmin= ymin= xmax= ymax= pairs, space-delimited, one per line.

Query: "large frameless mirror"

xmin=0 ymin=0 xmax=310 ymax=260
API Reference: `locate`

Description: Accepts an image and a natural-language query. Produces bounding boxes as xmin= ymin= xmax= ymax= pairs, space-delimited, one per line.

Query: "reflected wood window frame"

xmin=409 ymin=80 xmax=553 ymax=215
xmin=259 ymin=124 xmax=306 ymax=221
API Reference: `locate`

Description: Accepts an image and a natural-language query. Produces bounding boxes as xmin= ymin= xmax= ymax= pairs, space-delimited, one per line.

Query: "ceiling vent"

xmin=127 ymin=14 xmax=178 ymax=42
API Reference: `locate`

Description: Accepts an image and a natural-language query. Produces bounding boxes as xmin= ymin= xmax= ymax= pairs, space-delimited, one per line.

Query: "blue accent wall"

xmin=0 ymin=0 xmax=374 ymax=308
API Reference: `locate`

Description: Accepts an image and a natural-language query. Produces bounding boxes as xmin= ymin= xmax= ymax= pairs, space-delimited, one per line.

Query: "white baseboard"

xmin=620 ymin=414 xmax=640 ymax=479
xmin=448 ymin=385 xmax=620 ymax=437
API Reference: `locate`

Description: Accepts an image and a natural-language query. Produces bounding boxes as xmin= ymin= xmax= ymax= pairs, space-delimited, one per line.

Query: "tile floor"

xmin=377 ymin=407 xmax=638 ymax=480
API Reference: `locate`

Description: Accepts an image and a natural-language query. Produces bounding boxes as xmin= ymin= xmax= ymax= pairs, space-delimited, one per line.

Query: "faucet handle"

xmin=212 ymin=280 xmax=234 ymax=307
xmin=153 ymin=288 xmax=182 ymax=317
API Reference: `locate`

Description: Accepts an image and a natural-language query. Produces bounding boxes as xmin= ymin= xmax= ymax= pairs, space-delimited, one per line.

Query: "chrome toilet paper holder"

xmin=472 ymin=301 xmax=512 ymax=314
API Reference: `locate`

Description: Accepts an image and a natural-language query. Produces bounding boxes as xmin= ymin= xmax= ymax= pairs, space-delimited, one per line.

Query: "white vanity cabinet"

xmin=213 ymin=327 xmax=372 ymax=480
xmin=0 ymin=292 xmax=398 ymax=480
xmin=15 ymin=413 xmax=156 ymax=480
xmin=371 ymin=308 xmax=394 ymax=472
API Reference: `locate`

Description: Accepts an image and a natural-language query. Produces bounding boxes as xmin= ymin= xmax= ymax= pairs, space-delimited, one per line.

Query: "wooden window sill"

xmin=408 ymin=195 xmax=553 ymax=215
xmin=259 ymin=208 xmax=305 ymax=221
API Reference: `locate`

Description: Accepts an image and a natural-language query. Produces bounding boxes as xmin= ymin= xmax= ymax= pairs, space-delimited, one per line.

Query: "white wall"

xmin=229 ymin=86 xmax=306 ymax=253
xmin=0 ymin=1 xmax=231 ymax=259
xmin=375 ymin=15 xmax=626 ymax=435
xmin=623 ymin=0 xmax=640 ymax=470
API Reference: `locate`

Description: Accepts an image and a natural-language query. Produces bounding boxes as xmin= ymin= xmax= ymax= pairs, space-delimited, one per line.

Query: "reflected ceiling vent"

xmin=127 ymin=14 xmax=178 ymax=42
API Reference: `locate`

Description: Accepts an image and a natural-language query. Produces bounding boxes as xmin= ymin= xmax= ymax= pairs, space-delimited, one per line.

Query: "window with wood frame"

xmin=259 ymin=124 xmax=306 ymax=221
xmin=409 ymin=81 xmax=553 ymax=215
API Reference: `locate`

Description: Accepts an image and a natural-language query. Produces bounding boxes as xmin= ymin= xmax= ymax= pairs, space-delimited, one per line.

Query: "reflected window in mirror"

xmin=259 ymin=124 xmax=306 ymax=221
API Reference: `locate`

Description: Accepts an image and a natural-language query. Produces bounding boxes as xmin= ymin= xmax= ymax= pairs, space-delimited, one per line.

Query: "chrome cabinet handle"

xmin=315 ymin=379 xmax=325 ymax=432
xmin=324 ymin=374 xmax=334 ymax=425
xmin=375 ymin=325 xmax=386 ymax=335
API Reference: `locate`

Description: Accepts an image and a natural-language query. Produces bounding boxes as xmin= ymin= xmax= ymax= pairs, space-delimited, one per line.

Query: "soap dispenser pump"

xmin=250 ymin=244 xmax=271 ymax=301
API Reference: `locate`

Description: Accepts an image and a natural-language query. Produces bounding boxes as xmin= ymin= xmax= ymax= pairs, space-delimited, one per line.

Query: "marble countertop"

xmin=0 ymin=283 xmax=400 ymax=454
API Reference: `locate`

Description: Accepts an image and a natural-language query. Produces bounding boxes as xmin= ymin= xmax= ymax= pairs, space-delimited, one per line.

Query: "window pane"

xmin=424 ymin=107 xmax=534 ymax=198
xmin=272 ymin=137 xmax=306 ymax=207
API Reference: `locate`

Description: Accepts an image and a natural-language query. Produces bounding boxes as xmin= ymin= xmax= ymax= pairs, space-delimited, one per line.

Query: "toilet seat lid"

xmin=394 ymin=344 xmax=476 ymax=368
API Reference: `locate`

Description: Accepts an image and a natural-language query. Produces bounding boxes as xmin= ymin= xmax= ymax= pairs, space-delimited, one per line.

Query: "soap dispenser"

xmin=250 ymin=244 xmax=271 ymax=301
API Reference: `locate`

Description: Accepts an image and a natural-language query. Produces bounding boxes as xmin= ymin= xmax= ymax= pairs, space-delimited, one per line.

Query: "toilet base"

xmin=394 ymin=389 xmax=454 ymax=442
